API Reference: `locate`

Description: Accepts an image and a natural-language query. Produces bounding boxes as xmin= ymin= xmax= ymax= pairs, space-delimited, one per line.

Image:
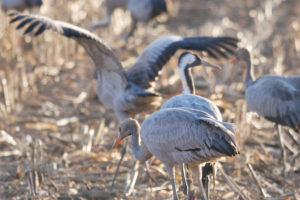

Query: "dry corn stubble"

xmin=0 ymin=0 xmax=299 ymax=199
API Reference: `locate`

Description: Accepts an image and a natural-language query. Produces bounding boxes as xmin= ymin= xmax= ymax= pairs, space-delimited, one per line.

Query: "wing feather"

xmin=141 ymin=108 xmax=238 ymax=163
xmin=126 ymin=36 xmax=238 ymax=89
xmin=9 ymin=12 xmax=129 ymax=87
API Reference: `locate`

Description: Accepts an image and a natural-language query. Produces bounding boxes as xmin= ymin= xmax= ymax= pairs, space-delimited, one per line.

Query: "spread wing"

xmin=9 ymin=12 xmax=129 ymax=88
xmin=126 ymin=35 xmax=238 ymax=89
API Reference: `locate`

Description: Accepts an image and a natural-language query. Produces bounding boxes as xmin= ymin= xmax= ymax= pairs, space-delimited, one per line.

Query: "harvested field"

xmin=0 ymin=0 xmax=299 ymax=199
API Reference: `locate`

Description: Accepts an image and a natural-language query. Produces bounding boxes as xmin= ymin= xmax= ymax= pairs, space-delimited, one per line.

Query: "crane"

xmin=160 ymin=52 xmax=235 ymax=199
xmin=232 ymin=48 xmax=300 ymax=188
xmin=9 ymin=11 xmax=238 ymax=195
xmin=1 ymin=0 xmax=42 ymax=11
xmin=89 ymin=0 xmax=167 ymax=41
xmin=9 ymin=12 xmax=238 ymax=125
xmin=114 ymin=108 xmax=239 ymax=200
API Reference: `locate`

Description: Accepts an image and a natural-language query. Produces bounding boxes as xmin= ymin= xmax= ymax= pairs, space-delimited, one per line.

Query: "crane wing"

xmin=246 ymin=76 xmax=300 ymax=130
xmin=125 ymin=35 xmax=238 ymax=88
xmin=142 ymin=108 xmax=238 ymax=163
xmin=160 ymin=94 xmax=223 ymax=121
xmin=9 ymin=12 xmax=129 ymax=87
xmin=286 ymin=75 xmax=300 ymax=89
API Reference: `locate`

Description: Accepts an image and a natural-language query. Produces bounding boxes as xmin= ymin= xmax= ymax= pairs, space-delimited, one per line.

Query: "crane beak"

xmin=200 ymin=60 xmax=223 ymax=70
xmin=112 ymin=137 xmax=124 ymax=148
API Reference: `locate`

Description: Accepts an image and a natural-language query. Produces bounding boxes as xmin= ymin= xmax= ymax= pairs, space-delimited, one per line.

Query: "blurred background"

xmin=0 ymin=0 xmax=299 ymax=199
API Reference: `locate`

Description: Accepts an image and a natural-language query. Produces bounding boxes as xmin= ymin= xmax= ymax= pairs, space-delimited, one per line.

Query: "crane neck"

xmin=244 ymin=56 xmax=255 ymax=88
xmin=179 ymin=65 xmax=195 ymax=95
xmin=129 ymin=121 xmax=152 ymax=161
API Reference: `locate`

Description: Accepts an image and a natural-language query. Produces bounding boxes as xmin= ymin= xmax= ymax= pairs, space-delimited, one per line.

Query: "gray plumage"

xmin=141 ymin=108 xmax=238 ymax=163
xmin=116 ymin=52 xmax=239 ymax=199
xmin=117 ymin=108 xmax=238 ymax=200
xmin=9 ymin=12 xmax=238 ymax=123
xmin=235 ymin=48 xmax=300 ymax=131
xmin=1 ymin=0 xmax=42 ymax=11
xmin=89 ymin=0 xmax=167 ymax=39
xmin=160 ymin=52 xmax=236 ymax=199
xmin=234 ymin=48 xmax=299 ymax=188
xmin=162 ymin=94 xmax=222 ymax=120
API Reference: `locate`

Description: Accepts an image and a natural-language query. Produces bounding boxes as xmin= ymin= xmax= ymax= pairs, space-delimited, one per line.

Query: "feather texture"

xmin=141 ymin=108 xmax=238 ymax=165
xmin=9 ymin=12 xmax=238 ymax=122
xmin=127 ymin=36 xmax=238 ymax=88
xmin=235 ymin=48 xmax=300 ymax=131
xmin=246 ymin=75 xmax=300 ymax=130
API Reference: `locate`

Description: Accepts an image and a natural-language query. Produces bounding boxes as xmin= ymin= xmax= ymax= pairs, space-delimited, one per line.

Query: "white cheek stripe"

xmin=179 ymin=54 xmax=195 ymax=69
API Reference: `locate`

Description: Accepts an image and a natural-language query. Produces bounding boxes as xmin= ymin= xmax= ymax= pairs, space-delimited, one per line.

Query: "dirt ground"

xmin=0 ymin=0 xmax=299 ymax=199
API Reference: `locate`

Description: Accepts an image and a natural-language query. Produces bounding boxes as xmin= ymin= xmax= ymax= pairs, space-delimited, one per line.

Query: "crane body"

xmin=233 ymin=48 xmax=300 ymax=188
xmin=115 ymin=52 xmax=239 ymax=199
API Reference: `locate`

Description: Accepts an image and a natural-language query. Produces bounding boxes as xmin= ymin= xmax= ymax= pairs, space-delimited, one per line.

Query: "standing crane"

xmin=89 ymin=0 xmax=167 ymax=41
xmin=232 ymin=48 xmax=300 ymax=188
xmin=1 ymin=0 xmax=42 ymax=11
xmin=9 ymin=11 xmax=238 ymax=195
xmin=114 ymin=108 xmax=239 ymax=200
xmin=160 ymin=52 xmax=235 ymax=199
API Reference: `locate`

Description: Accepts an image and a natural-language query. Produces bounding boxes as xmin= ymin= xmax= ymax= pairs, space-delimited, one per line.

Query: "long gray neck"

xmin=130 ymin=124 xmax=152 ymax=161
xmin=179 ymin=66 xmax=195 ymax=95
xmin=244 ymin=57 xmax=255 ymax=88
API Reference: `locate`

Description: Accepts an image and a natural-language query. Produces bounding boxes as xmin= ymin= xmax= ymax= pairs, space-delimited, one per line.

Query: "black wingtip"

xmin=34 ymin=23 xmax=47 ymax=36
xmin=222 ymin=37 xmax=239 ymax=47
xmin=16 ymin=17 xmax=34 ymax=29
xmin=182 ymin=36 xmax=240 ymax=59
xmin=24 ymin=21 xmax=40 ymax=35
xmin=8 ymin=12 xmax=19 ymax=17
xmin=212 ymin=134 xmax=239 ymax=157
xmin=10 ymin=15 xmax=27 ymax=24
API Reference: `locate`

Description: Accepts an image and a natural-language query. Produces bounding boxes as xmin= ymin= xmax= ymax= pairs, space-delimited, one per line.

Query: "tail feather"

xmin=211 ymin=133 xmax=239 ymax=156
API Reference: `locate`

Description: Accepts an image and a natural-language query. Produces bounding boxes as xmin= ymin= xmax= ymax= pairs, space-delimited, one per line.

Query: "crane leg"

xmin=110 ymin=139 xmax=128 ymax=189
xmin=190 ymin=165 xmax=208 ymax=200
xmin=144 ymin=160 xmax=151 ymax=182
xmin=144 ymin=160 xmax=157 ymax=183
xmin=202 ymin=163 xmax=214 ymax=200
xmin=180 ymin=163 xmax=189 ymax=195
xmin=164 ymin=163 xmax=179 ymax=200
xmin=203 ymin=176 xmax=209 ymax=200
xmin=275 ymin=124 xmax=286 ymax=191
xmin=124 ymin=160 xmax=139 ymax=196
xmin=110 ymin=139 xmax=140 ymax=196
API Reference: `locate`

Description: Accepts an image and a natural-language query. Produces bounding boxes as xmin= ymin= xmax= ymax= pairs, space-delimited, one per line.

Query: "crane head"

xmin=112 ymin=118 xmax=140 ymax=148
xmin=178 ymin=52 xmax=222 ymax=70
xmin=232 ymin=48 xmax=251 ymax=64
